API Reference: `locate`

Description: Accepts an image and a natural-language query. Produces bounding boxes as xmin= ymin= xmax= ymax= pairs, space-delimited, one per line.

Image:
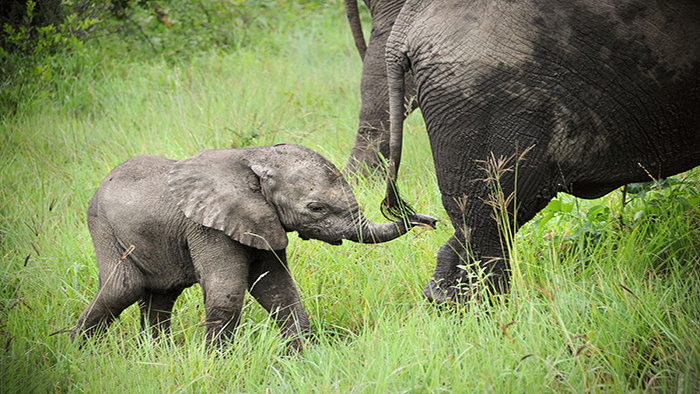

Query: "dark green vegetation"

xmin=1 ymin=1 xmax=698 ymax=391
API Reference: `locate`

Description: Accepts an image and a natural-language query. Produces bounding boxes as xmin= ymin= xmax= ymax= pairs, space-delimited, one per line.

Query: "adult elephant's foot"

xmin=424 ymin=234 xmax=511 ymax=305
xmin=422 ymin=271 xmax=510 ymax=305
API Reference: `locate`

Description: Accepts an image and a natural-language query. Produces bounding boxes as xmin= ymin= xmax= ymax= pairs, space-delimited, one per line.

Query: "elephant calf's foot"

xmin=423 ymin=278 xmax=480 ymax=305
xmin=423 ymin=275 xmax=511 ymax=306
xmin=284 ymin=333 xmax=313 ymax=355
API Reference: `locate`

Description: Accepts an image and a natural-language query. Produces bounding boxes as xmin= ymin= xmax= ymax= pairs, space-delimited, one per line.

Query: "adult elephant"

xmin=343 ymin=0 xmax=417 ymax=177
xmin=383 ymin=0 xmax=700 ymax=303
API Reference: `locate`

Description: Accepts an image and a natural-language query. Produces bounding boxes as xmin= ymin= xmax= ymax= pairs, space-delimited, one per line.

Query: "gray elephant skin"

xmin=71 ymin=144 xmax=436 ymax=350
xmin=383 ymin=0 xmax=700 ymax=303
xmin=344 ymin=0 xmax=417 ymax=176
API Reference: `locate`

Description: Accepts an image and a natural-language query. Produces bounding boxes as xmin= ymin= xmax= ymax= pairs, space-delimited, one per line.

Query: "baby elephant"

xmin=71 ymin=144 xmax=436 ymax=351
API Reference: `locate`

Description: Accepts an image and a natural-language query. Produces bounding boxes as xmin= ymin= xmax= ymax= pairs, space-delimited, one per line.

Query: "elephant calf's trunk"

xmin=349 ymin=213 xmax=437 ymax=244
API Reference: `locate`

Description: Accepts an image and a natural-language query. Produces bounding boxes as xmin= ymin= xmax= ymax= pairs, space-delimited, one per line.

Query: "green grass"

xmin=2 ymin=3 xmax=699 ymax=392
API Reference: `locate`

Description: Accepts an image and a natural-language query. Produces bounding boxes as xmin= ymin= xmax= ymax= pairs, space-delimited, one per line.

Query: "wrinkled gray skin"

xmin=71 ymin=144 xmax=436 ymax=351
xmin=384 ymin=0 xmax=700 ymax=303
xmin=344 ymin=0 xmax=417 ymax=177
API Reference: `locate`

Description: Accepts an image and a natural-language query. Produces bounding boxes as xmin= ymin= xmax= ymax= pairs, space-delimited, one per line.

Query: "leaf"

xmin=546 ymin=199 xmax=561 ymax=212
xmin=586 ymin=204 xmax=610 ymax=223
xmin=537 ymin=210 xmax=555 ymax=231
xmin=560 ymin=201 xmax=574 ymax=213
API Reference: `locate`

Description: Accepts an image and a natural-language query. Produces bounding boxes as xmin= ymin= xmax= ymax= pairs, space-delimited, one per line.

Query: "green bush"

xmin=0 ymin=0 xmax=333 ymax=116
xmin=0 ymin=0 xmax=65 ymax=49
xmin=0 ymin=0 xmax=97 ymax=116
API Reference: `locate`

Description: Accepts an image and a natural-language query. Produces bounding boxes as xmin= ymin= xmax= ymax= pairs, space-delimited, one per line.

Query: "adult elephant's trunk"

xmin=382 ymin=27 xmax=414 ymax=221
xmin=346 ymin=212 xmax=437 ymax=244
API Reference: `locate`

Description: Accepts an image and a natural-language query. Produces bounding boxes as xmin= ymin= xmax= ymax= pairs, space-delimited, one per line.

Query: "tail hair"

xmin=381 ymin=179 xmax=416 ymax=221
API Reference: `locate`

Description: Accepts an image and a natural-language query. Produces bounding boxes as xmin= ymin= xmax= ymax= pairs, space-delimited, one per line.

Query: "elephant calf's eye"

xmin=307 ymin=202 xmax=327 ymax=214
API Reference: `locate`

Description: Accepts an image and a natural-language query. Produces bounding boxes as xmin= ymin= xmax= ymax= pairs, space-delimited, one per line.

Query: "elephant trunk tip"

xmin=349 ymin=211 xmax=437 ymax=245
xmin=380 ymin=178 xmax=437 ymax=230
xmin=407 ymin=213 xmax=439 ymax=230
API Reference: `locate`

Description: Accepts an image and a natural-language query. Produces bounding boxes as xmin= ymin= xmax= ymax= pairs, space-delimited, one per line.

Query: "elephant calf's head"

xmin=168 ymin=144 xmax=436 ymax=250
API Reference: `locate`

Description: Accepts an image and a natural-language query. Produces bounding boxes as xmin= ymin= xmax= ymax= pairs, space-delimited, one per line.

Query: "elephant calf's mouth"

xmin=297 ymin=232 xmax=343 ymax=246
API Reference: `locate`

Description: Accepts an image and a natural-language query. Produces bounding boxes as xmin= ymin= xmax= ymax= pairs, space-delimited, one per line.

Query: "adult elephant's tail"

xmin=381 ymin=19 xmax=415 ymax=221
xmin=344 ymin=0 xmax=367 ymax=60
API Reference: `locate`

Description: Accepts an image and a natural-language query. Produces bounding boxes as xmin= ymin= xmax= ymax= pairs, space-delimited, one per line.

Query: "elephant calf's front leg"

xmin=200 ymin=275 xmax=248 ymax=348
xmin=189 ymin=229 xmax=250 ymax=349
xmin=248 ymin=251 xmax=311 ymax=352
xmin=204 ymin=302 xmax=244 ymax=347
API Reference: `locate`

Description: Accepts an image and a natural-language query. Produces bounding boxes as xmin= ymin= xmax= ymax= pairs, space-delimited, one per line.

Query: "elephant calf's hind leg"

xmin=71 ymin=257 xmax=144 ymax=340
xmin=71 ymin=285 xmax=142 ymax=341
xmin=138 ymin=288 xmax=183 ymax=339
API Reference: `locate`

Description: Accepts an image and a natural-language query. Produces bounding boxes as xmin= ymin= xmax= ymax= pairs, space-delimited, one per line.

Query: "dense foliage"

xmin=0 ymin=0 xmax=327 ymax=115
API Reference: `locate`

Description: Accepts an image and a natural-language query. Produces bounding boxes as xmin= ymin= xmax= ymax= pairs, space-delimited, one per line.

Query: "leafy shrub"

xmin=0 ymin=0 xmax=65 ymax=49
xmin=0 ymin=0 xmax=98 ymax=115
xmin=0 ymin=0 xmax=334 ymax=116
xmin=532 ymin=172 xmax=700 ymax=261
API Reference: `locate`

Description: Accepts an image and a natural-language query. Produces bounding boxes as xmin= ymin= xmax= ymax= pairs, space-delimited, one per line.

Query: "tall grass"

xmin=1 ymin=2 xmax=699 ymax=392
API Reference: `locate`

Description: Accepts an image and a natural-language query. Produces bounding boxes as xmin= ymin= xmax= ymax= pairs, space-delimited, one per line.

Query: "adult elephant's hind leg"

xmin=344 ymin=23 xmax=418 ymax=178
xmin=424 ymin=233 xmax=510 ymax=304
xmin=425 ymin=155 xmax=552 ymax=304
xmin=424 ymin=176 xmax=519 ymax=304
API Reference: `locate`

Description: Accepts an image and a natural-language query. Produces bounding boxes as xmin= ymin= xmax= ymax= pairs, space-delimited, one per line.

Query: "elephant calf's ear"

xmin=168 ymin=149 xmax=288 ymax=251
